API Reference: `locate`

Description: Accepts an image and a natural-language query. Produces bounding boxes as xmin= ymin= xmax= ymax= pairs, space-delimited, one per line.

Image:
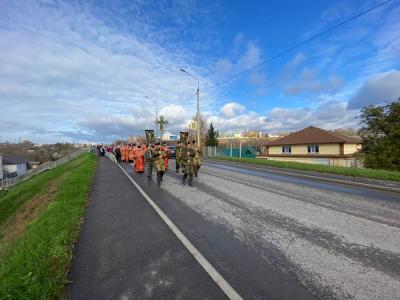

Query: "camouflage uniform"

xmin=154 ymin=145 xmax=167 ymax=185
xmin=193 ymin=143 xmax=201 ymax=177
xmin=144 ymin=145 xmax=154 ymax=180
xmin=175 ymin=142 xmax=182 ymax=173
xmin=181 ymin=143 xmax=196 ymax=186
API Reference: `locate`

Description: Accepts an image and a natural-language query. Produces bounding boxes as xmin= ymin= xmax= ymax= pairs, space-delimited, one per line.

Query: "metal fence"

xmin=0 ymin=148 xmax=91 ymax=190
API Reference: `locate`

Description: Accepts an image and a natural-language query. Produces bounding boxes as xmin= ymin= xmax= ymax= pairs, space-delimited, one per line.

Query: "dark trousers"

xmin=146 ymin=161 xmax=154 ymax=178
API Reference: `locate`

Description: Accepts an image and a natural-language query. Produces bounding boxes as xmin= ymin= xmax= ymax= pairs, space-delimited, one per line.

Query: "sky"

xmin=0 ymin=0 xmax=399 ymax=143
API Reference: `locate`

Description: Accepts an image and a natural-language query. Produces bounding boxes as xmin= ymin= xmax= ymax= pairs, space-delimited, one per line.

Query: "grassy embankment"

xmin=209 ymin=156 xmax=400 ymax=182
xmin=0 ymin=153 xmax=97 ymax=299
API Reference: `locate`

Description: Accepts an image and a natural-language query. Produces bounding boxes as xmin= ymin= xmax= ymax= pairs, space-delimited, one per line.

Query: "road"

xmin=120 ymin=159 xmax=400 ymax=299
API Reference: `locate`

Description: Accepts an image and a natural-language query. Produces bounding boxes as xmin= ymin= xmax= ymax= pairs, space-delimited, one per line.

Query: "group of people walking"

xmin=107 ymin=140 xmax=201 ymax=186
xmin=113 ymin=143 xmax=169 ymax=179
xmin=175 ymin=140 xmax=201 ymax=186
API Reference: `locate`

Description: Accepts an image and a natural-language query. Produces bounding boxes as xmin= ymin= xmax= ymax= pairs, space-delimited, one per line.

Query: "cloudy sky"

xmin=0 ymin=0 xmax=399 ymax=143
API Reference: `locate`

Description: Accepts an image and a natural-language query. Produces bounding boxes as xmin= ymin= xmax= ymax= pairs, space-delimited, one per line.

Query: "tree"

xmin=332 ymin=128 xmax=358 ymax=137
xmin=206 ymin=123 xmax=219 ymax=147
xmin=156 ymin=115 xmax=168 ymax=133
xmin=358 ymin=98 xmax=400 ymax=170
xmin=187 ymin=113 xmax=207 ymax=144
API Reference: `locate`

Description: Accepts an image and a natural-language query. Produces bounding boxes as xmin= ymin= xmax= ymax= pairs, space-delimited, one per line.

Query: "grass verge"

xmin=208 ymin=156 xmax=400 ymax=182
xmin=0 ymin=153 xmax=97 ymax=299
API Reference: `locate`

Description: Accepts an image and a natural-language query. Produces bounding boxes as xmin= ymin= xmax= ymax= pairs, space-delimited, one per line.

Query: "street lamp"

xmin=180 ymin=68 xmax=200 ymax=146
xmin=145 ymin=96 xmax=159 ymax=141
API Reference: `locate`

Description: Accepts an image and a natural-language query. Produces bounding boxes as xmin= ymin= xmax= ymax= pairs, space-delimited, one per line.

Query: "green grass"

xmin=0 ymin=153 xmax=97 ymax=299
xmin=208 ymin=156 xmax=400 ymax=182
xmin=0 ymin=163 xmax=67 ymax=227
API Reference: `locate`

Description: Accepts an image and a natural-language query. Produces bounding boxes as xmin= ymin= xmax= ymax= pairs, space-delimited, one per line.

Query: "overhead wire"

xmin=201 ymin=0 xmax=392 ymax=94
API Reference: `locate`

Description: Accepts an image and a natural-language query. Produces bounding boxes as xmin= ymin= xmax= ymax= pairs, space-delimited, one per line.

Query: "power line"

xmin=202 ymin=0 xmax=392 ymax=93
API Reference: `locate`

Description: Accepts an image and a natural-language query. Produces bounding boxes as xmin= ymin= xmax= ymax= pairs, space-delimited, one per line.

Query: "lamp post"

xmin=180 ymin=68 xmax=200 ymax=146
xmin=145 ymin=96 xmax=159 ymax=141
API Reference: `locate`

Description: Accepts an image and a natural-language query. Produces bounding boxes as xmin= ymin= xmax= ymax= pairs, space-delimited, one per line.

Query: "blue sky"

xmin=0 ymin=0 xmax=399 ymax=143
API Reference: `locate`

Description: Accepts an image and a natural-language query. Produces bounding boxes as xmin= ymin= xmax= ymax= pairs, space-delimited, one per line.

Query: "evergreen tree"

xmin=358 ymin=98 xmax=400 ymax=170
xmin=206 ymin=123 xmax=219 ymax=146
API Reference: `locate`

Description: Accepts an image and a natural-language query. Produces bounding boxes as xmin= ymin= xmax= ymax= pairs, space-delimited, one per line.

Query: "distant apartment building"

xmin=264 ymin=126 xmax=362 ymax=167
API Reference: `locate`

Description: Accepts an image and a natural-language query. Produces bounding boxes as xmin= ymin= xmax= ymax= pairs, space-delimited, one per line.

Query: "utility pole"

xmin=145 ymin=96 xmax=159 ymax=142
xmin=180 ymin=68 xmax=200 ymax=146
xmin=196 ymin=80 xmax=200 ymax=146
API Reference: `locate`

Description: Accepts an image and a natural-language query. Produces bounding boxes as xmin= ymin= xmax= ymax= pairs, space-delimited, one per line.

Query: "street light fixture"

xmin=180 ymin=68 xmax=200 ymax=146
xmin=145 ymin=96 xmax=159 ymax=141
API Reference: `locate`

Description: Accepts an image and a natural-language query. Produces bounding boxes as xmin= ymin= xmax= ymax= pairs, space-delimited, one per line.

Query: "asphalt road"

xmin=68 ymin=158 xmax=226 ymax=299
xmin=120 ymin=159 xmax=400 ymax=300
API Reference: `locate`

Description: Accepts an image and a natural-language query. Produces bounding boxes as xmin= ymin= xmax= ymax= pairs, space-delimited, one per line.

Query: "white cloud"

xmin=348 ymin=70 xmax=400 ymax=109
xmin=266 ymin=100 xmax=358 ymax=133
xmin=209 ymin=99 xmax=358 ymax=134
xmin=281 ymin=53 xmax=307 ymax=80
xmin=238 ymin=41 xmax=263 ymax=69
xmin=220 ymin=102 xmax=246 ymax=118
xmin=285 ymin=68 xmax=344 ymax=95
xmin=215 ymin=58 xmax=233 ymax=75
xmin=234 ymin=32 xmax=245 ymax=45
xmin=0 ymin=0 xmax=218 ymax=143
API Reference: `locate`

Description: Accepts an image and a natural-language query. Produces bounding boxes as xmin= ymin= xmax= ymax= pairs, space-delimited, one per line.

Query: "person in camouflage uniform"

xmin=175 ymin=141 xmax=182 ymax=173
xmin=144 ymin=143 xmax=154 ymax=180
xmin=153 ymin=142 xmax=167 ymax=185
xmin=192 ymin=140 xmax=201 ymax=177
xmin=181 ymin=141 xmax=196 ymax=186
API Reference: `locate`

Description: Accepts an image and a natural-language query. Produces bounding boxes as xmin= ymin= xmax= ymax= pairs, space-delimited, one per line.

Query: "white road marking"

xmin=116 ymin=163 xmax=243 ymax=300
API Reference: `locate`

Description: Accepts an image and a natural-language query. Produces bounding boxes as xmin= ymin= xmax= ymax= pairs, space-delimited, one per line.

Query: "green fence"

xmin=204 ymin=146 xmax=257 ymax=158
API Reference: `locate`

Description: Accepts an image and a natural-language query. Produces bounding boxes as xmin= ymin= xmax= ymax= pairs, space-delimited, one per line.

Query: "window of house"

xmin=308 ymin=145 xmax=319 ymax=153
xmin=282 ymin=145 xmax=291 ymax=153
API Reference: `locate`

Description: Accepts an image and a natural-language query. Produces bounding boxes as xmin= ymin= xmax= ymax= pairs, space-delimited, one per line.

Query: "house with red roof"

xmin=264 ymin=126 xmax=362 ymax=167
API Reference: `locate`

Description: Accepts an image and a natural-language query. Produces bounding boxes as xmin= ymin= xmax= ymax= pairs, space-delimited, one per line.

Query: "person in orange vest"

xmin=162 ymin=142 xmax=169 ymax=171
xmin=134 ymin=145 xmax=145 ymax=173
xmin=128 ymin=144 xmax=135 ymax=162
xmin=121 ymin=144 xmax=128 ymax=162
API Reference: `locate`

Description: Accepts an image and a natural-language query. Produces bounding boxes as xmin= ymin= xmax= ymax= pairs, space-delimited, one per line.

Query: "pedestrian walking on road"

xmin=175 ymin=141 xmax=182 ymax=173
xmin=134 ymin=145 xmax=145 ymax=173
xmin=192 ymin=140 xmax=201 ymax=177
xmin=121 ymin=144 xmax=128 ymax=162
xmin=144 ymin=143 xmax=154 ymax=180
xmin=154 ymin=143 xmax=167 ymax=186
xmin=115 ymin=145 xmax=121 ymax=161
xmin=181 ymin=142 xmax=196 ymax=186
xmin=162 ymin=142 xmax=169 ymax=171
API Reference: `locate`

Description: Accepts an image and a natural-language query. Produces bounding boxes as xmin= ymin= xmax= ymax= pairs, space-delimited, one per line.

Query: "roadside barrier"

xmin=105 ymin=151 xmax=117 ymax=163
xmin=0 ymin=148 xmax=91 ymax=190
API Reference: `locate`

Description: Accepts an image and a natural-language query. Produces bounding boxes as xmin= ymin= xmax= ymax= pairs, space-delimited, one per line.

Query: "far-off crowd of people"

xmin=96 ymin=141 xmax=201 ymax=186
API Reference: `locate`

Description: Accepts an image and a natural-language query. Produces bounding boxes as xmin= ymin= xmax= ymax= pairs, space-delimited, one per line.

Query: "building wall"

xmin=268 ymin=143 xmax=361 ymax=155
xmin=269 ymin=143 xmax=340 ymax=155
xmin=2 ymin=164 xmax=27 ymax=178
xmin=343 ymin=143 xmax=361 ymax=155
xmin=16 ymin=163 xmax=27 ymax=176
xmin=319 ymin=144 xmax=340 ymax=155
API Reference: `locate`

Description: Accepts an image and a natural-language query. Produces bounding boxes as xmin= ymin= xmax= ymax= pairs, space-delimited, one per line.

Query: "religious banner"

xmin=145 ymin=130 xmax=155 ymax=143
xmin=180 ymin=131 xmax=189 ymax=143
